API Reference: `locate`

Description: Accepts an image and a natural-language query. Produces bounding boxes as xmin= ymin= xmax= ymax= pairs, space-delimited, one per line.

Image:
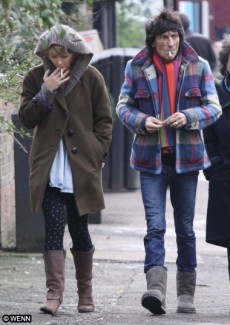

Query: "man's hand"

xmin=164 ymin=112 xmax=187 ymax=128
xmin=145 ymin=116 xmax=164 ymax=133
xmin=43 ymin=68 xmax=70 ymax=92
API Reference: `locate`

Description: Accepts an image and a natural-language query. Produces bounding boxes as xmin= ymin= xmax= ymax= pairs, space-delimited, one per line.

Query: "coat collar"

xmin=131 ymin=41 xmax=199 ymax=69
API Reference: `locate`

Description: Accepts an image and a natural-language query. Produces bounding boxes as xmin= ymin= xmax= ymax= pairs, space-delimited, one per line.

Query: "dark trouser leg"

xmin=171 ymin=171 xmax=198 ymax=272
xmin=64 ymin=193 xmax=93 ymax=252
xmin=42 ymin=186 xmax=66 ymax=251
xmin=140 ymin=170 xmax=168 ymax=315
xmin=227 ymin=247 xmax=230 ymax=281
xmin=170 ymin=171 xmax=198 ymax=314
xmin=41 ymin=186 xmax=66 ymax=315
xmin=63 ymin=193 xmax=94 ymax=312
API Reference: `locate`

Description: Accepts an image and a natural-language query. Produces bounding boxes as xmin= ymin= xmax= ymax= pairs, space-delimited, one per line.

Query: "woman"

xmin=203 ymin=34 xmax=230 ymax=281
xmin=19 ymin=25 xmax=113 ymax=315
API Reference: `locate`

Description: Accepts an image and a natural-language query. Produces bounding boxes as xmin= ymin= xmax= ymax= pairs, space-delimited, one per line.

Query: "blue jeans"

xmin=140 ymin=166 xmax=198 ymax=273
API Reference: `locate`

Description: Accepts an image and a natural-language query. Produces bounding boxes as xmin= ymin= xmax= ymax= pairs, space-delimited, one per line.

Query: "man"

xmin=179 ymin=12 xmax=217 ymax=72
xmin=116 ymin=9 xmax=221 ymax=316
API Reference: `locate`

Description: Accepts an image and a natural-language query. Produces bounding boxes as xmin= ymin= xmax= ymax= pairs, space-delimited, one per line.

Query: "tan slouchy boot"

xmin=71 ymin=246 xmax=95 ymax=313
xmin=40 ymin=250 xmax=65 ymax=316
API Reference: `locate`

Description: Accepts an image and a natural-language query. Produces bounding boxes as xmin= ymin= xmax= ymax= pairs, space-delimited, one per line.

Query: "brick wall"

xmin=0 ymin=99 xmax=17 ymax=250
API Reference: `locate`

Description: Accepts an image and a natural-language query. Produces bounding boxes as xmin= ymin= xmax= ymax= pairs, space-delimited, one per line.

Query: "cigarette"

xmin=60 ymin=68 xmax=63 ymax=78
xmin=169 ymin=51 xmax=172 ymax=57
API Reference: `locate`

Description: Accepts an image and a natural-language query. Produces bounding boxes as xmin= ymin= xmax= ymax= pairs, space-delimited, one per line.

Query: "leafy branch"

xmin=0 ymin=115 xmax=31 ymax=153
xmin=0 ymin=0 xmax=110 ymax=151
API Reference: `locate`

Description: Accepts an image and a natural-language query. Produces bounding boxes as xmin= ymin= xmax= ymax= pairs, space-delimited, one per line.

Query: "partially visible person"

xmin=212 ymin=39 xmax=224 ymax=79
xmin=203 ymin=34 xmax=230 ymax=287
xmin=19 ymin=25 xmax=113 ymax=316
xmin=179 ymin=12 xmax=217 ymax=71
xmin=116 ymin=8 xmax=221 ymax=316
xmin=213 ymin=40 xmax=223 ymax=61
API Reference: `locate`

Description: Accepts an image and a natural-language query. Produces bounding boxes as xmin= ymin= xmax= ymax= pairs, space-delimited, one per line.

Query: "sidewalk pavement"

xmin=0 ymin=174 xmax=230 ymax=325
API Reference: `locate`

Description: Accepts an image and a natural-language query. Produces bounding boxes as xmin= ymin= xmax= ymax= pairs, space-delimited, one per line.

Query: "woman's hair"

xmin=44 ymin=44 xmax=72 ymax=58
xmin=145 ymin=9 xmax=184 ymax=55
xmin=218 ymin=34 xmax=230 ymax=76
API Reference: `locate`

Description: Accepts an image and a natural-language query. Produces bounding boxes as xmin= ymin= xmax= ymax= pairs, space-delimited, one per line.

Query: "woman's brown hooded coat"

xmin=19 ymin=25 xmax=113 ymax=216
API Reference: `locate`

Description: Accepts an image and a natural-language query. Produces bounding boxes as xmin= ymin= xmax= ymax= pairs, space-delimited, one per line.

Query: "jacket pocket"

xmin=134 ymin=89 xmax=154 ymax=115
xmin=89 ymin=134 xmax=104 ymax=169
xmin=134 ymin=89 xmax=151 ymax=99
xmin=184 ymin=87 xmax=201 ymax=98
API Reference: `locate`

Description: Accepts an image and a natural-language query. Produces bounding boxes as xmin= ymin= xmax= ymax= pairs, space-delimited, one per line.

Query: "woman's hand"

xmin=43 ymin=68 xmax=70 ymax=92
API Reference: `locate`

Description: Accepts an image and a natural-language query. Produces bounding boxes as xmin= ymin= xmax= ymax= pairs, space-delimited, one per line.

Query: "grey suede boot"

xmin=40 ymin=250 xmax=65 ymax=316
xmin=141 ymin=266 xmax=167 ymax=315
xmin=176 ymin=270 xmax=196 ymax=313
xmin=71 ymin=246 xmax=95 ymax=313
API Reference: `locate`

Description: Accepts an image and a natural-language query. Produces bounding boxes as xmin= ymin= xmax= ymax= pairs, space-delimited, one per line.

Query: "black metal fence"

xmin=91 ymin=48 xmax=140 ymax=192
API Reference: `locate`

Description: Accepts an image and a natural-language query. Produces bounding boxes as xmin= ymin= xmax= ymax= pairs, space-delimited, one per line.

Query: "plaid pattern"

xmin=116 ymin=42 xmax=222 ymax=174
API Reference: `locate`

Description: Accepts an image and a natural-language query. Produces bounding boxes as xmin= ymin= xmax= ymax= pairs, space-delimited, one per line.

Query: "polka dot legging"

xmin=42 ymin=185 xmax=93 ymax=252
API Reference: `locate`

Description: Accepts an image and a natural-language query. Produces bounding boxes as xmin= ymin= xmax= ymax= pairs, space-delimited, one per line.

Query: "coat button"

xmin=72 ymin=147 xmax=79 ymax=154
xmin=67 ymin=129 xmax=74 ymax=136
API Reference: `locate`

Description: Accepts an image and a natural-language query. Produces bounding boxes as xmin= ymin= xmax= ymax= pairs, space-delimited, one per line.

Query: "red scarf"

xmin=152 ymin=53 xmax=180 ymax=150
